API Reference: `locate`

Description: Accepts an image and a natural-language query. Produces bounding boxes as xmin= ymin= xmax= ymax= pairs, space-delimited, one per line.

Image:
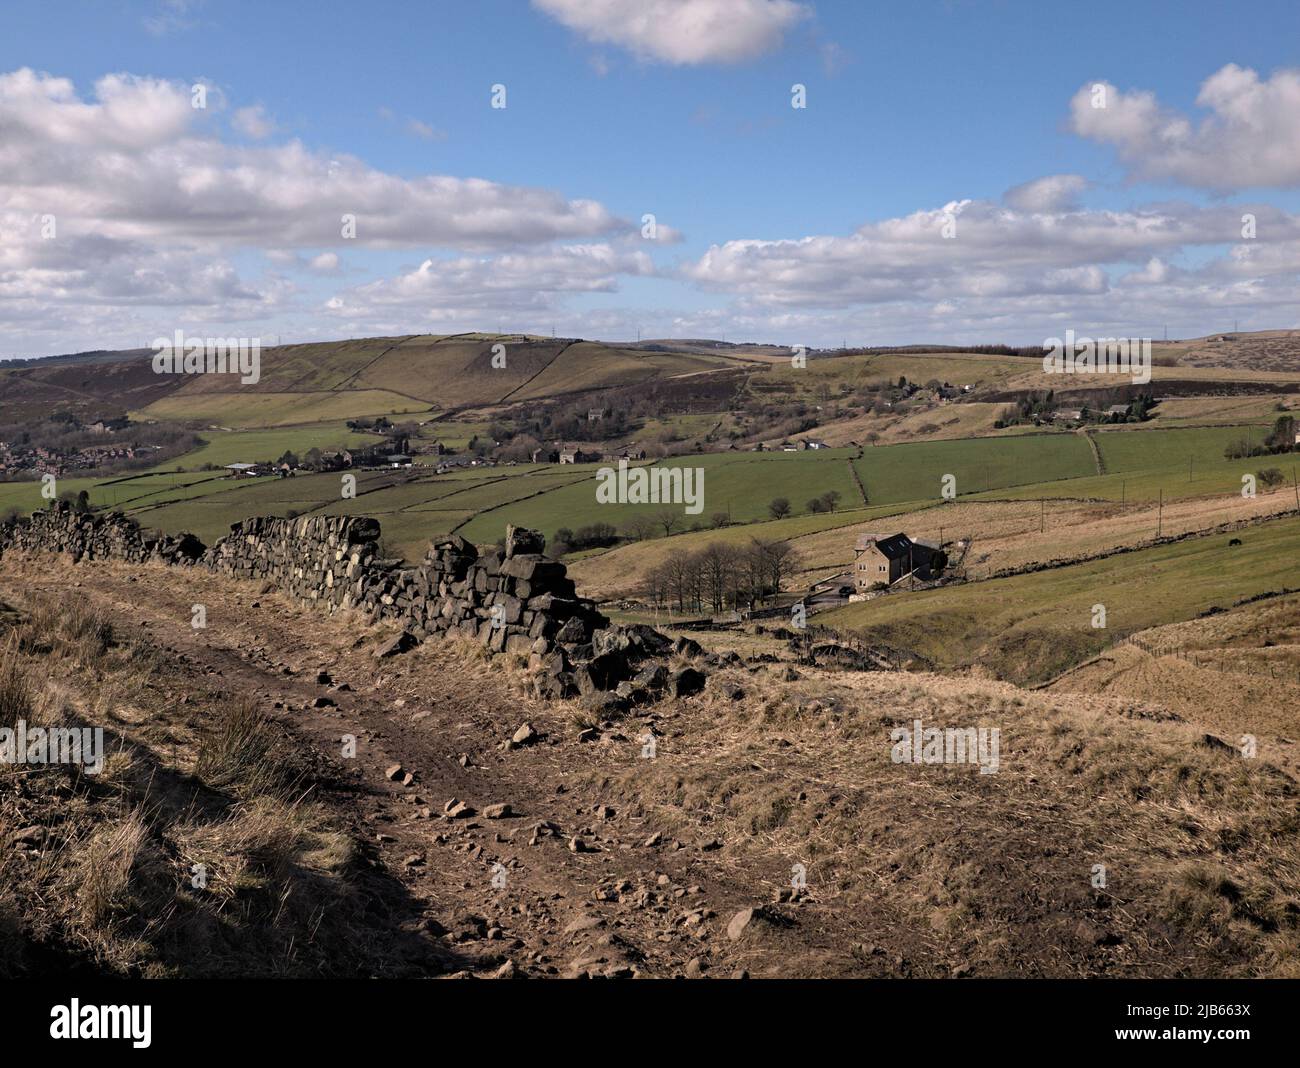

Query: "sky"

xmin=1 ymin=0 xmax=1299 ymax=356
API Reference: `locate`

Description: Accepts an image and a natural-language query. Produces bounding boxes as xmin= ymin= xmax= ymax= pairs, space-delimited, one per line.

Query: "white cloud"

xmin=308 ymin=251 xmax=340 ymax=274
xmin=406 ymin=118 xmax=445 ymax=141
xmin=679 ymin=197 xmax=1300 ymax=341
xmin=1003 ymin=174 xmax=1089 ymax=213
xmin=532 ymin=0 xmax=810 ymax=65
xmin=0 ymin=67 xmax=638 ymax=353
xmin=323 ymin=243 xmax=655 ymax=319
xmin=232 ymin=103 xmax=275 ymax=139
xmin=0 ymin=68 xmax=626 ymax=253
xmin=1070 ymin=65 xmax=1300 ymax=190
xmin=142 ymin=0 xmax=200 ymax=37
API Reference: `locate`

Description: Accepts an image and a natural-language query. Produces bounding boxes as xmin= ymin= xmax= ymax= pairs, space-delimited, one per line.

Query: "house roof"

xmin=225 ymin=462 xmax=257 ymax=470
xmin=872 ymin=533 xmax=915 ymax=559
xmin=856 ymin=532 xmax=914 ymax=558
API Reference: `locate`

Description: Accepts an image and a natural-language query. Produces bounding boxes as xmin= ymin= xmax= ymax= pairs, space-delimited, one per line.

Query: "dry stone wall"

xmin=0 ymin=502 xmax=706 ymax=708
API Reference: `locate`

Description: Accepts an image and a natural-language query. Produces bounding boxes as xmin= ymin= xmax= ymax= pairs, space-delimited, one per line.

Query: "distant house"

xmin=531 ymin=446 xmax=559 ymax=464
xmin=586 ymin=408 xmax=606 ymax=423
xmin=853 ymin=533 xmax=938 ymax=590
xmin=780 ymin=443 xmax=798 ymax=453
xmin=385 ymin=454 xmax=413 ymax=468
xmin=316 ymin=450 xmax=353 ymax=471
xmin=1052 ymin=409 xmax=1084 ymax=422
xmin=801 ymin=439 xmax=829 ymax=450
xmin=618 ymin=444 xmax=647 ymax=460
xmin=1105 ymin=404 xmax=1130 ymax=419
xmin=558 ymin=444 xmax=599 ymax=464
xmin=225 ymin=462 xmax=260 ymax=478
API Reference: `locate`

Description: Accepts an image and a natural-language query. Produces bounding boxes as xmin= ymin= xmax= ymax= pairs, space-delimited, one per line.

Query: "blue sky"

xmin=2 ymin=0 xmax=1299 ymax=354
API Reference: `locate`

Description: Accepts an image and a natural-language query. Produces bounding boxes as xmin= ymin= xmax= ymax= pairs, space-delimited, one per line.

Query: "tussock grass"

xmin=194 ymin=699 xmax=283 ymax=795
xmin=580 ymin=664 xmax=1300 ymax=976
xmin=16 ymin=598 xmax=117 ymax=665
xmin=0 ymin=577 xmax=400 ymax=978
xmin=76 ymin=810 xmax=153 ymax=927
xmin=0 ymin=636 xmax=32 ymax=733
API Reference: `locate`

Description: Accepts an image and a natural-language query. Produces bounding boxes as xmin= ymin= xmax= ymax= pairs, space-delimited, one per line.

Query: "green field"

xmin=982 ymin=425 xmax=1279 ymax=504
xmin=1092 ymin=424 xmax=1269 ymax=473
xmin=150 ymin=423 xmax=385 ymax=473
xmin=818 ymin=513 xmax=1300 ymax=684
xmin=456 ymin=450 xmax=863 ymax=545
xmin=138 ymin=390 xmax=431 ymax=428
xmin=853 ymin=433 xmax=1095 ymax=505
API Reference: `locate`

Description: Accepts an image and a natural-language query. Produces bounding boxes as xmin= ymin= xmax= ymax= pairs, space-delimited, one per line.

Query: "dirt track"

xmin=8 ymin=553 xmax=1300 ymax=978
xmin=1 ymin=555 xmax=922 ymax=978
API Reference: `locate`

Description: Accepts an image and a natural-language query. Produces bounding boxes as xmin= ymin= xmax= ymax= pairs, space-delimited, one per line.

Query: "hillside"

xmin=3 ymin=551 xmax=1298 ymax=978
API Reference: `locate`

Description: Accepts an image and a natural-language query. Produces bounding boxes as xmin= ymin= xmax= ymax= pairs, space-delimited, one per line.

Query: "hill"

xmin=3 ymin=549 xmax=1298 ymax=978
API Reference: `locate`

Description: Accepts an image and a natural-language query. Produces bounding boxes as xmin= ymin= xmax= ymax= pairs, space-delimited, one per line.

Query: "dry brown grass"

xmin=0 ymin=636 xmax=32 ymax=732
xmin=76 ymin=809 xmax=153 ymax=927
xmin=577 ymin=666 xmax=1300 ymax=976
xmin=0 ymin=586 xmax=412 ymax=978
xmin=194 ymin=699 xmax=283 ymax=796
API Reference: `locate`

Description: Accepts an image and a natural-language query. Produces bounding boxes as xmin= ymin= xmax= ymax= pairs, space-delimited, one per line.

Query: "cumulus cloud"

xmin=231 ymin=103 xmax=275 ymax=139
xmin=307 ymin=251 xmax=340 ymax=274
xmin=1003 ymin=174 xmax=1089 ymax=213
xmin=1069 ymin=65 xmax=1300 ymax=190
xmin=0 ymin=67 xmax=638 ymax=352
xmin=0 ymin=68 xmax=626 ymax=253
xmin=532 ymin=0 xmax=810 ymax=65
xmin=324 ymin=243 xmax=656 ymax=319
xmin=679 ymin=197 xmax=1300 ymax=341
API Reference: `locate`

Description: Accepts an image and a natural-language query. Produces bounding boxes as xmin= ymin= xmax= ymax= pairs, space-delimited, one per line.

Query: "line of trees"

xmin=642 ymin=538 xmax=798 ymax=614
xmin=1226 ymin=415 xmax=1297 ymax=460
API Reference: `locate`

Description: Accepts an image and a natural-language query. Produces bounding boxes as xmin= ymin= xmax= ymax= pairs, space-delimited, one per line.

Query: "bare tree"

xmin=654 ymin=507 xmax=682 ymax=537
xmin=623 ymin=514 xmax=657 ymax=542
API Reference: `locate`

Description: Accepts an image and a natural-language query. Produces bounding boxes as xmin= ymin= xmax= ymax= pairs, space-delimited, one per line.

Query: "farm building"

xmin=558 ymin=444 xmax=600 ymax=464
xmin=853 ymin=532 xmax=940 ymax=590
xmin=224 ymin=462 xmax=261 ymax=478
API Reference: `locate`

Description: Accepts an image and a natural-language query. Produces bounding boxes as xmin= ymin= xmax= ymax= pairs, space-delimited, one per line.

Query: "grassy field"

xmin=566 ymin=502 xmax=919 ymax=598
xmin=147 ymin=335 xmax=743 ymax=418
xmin=146 ymin=423 xmax=386 ymax=473
xmin=1092 ymin=424 xmax=1269 ymax=474
xmin=138 ymin=389 xmax=431 ymax=427
xmin=853 ymin=433 xmax=1095 ymax=505
xmin=985 ymin=448 xmax=1288 ymax=506
xmin=755 ymin=352 xmax=1032 ymax=403
xmin=456 ymin=449 xmax=864 ymax=545
xmin=818 ymin=512 xmax=1300 ymax=685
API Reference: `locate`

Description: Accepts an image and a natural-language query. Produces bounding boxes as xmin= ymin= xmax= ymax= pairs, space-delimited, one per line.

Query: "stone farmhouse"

xmin=853 ymin=532 xmax=940 ymax=591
